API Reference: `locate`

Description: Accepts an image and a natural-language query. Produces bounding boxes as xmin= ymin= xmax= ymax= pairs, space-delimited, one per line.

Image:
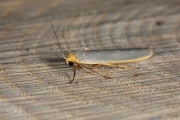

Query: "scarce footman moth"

xmin=51 ymin=22 xmax=153 ymax=84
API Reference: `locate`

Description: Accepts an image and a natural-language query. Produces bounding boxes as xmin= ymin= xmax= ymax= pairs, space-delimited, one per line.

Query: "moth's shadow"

xmin=40 ymin=57 xmax=68 ymax=69
xmin=42 ymin=57 xmax=65 ymax=63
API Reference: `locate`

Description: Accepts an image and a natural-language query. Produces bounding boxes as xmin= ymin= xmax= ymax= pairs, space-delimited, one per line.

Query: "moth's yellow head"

xmin=65 ymin=53 xmax=79 ymax=66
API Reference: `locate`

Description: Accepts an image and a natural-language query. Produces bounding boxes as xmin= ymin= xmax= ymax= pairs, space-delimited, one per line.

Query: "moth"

xmin=51 ymin=22 xmax=153 ymax=83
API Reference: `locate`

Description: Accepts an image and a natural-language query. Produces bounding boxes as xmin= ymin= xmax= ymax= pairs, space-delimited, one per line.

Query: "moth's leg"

xmin=75 ymin=65 xmax=82 ymax=69
xmin=117 ymin=64 xmax=131 ymax=68
xmin=79 ymin=64 xmax=111 ymax=79
xmin=91 ymin=64 xmax=102 ymax=68
xmin=69 ymin=65 xmax=80 ymax=84
xmin=103 ymin=63 xmax=130 ymax=68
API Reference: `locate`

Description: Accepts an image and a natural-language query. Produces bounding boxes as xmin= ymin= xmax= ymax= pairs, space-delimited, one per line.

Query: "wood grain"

xmin=0 ymin=0 xmax=180 ymax=119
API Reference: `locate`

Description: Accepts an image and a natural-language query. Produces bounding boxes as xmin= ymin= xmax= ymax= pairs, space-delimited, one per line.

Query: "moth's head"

xmin=65 ymin=53 xmax=78 ymax=66
xmin=66 ymin=61 xmax=74 ymax=66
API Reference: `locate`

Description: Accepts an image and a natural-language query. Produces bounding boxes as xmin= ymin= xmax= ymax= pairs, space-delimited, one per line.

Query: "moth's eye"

xmin=68 ymin=61 xmax=74 ymax=66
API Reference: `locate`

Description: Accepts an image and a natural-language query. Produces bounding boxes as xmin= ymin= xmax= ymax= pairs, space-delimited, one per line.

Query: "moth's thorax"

xmin=66 ymin=53 xmax=79 ymax=64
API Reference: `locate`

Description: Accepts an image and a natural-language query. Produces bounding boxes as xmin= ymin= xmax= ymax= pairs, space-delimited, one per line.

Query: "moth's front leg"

xmin=69 ymin=65 xmax=81 ymax=84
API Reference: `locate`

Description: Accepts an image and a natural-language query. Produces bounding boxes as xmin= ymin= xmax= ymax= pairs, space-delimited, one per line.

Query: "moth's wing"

xmin=73 ymin=49 xmax=153 ymax=64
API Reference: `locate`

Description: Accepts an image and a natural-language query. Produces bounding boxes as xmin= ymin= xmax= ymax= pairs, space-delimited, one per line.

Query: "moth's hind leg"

xmin=103 ymin=63 xmax=131 ymax=69
xmin=91 ymin=64 xmax=102 ymax=68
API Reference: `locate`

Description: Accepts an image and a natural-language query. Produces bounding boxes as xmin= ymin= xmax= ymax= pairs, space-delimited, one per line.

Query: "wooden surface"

xmin=0 ymin=0 xmax=180 ymax=119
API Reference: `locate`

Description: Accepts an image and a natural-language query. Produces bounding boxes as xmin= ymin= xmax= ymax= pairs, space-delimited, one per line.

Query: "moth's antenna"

xmin=51 ymin=22 xmax=66 ymax=59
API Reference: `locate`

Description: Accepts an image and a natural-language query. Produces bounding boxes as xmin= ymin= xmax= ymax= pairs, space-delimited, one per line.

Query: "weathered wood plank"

xmin=0 ymin=0 xmax=180 ymax=119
